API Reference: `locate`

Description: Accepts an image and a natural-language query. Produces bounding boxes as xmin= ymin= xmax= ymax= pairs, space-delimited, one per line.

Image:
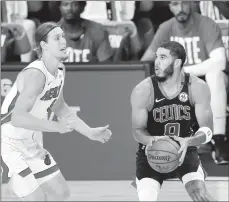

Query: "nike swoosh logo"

xmin=155 ymin=98 xmax=165 ymax=102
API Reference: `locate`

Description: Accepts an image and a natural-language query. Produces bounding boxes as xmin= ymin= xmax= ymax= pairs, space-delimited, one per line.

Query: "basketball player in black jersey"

xmin=131 ymin=41 xmax=216 ymax=201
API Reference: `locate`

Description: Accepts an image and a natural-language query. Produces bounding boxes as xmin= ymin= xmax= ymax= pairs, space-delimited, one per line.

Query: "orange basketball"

xmin=146 ymin=137 xmax=181 ymax=173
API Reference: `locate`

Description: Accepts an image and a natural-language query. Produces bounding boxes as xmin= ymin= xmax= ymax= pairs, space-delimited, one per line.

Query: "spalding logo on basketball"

xmin=146 ymin=137 xmax=181 ymax=173
xmin=179 ymin=92 xmax=188 ymax=102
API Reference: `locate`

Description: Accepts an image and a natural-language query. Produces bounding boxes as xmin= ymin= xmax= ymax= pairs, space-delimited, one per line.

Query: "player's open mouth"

xmin=155 ymin=68 xmax=160 ymax=75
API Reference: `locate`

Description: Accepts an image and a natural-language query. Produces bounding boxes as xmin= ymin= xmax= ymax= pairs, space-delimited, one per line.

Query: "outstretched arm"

xmin=52 ymin=91 xmax=93 ymax=138
xmin=52 ymin=66 xmax=111 ymax=143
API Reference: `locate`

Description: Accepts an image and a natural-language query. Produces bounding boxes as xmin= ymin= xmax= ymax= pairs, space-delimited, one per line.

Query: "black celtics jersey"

xmin=137 ymin=74 xmax=200 ymax=156
xmin=147 ymin=74 xmax=199 ymax=139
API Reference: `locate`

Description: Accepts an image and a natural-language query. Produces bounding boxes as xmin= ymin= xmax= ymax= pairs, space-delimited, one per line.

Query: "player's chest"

xmin=39 ymin=77 xmax=64 ymax=102
xmin=152 ymin=94 xmax=192 ymax=123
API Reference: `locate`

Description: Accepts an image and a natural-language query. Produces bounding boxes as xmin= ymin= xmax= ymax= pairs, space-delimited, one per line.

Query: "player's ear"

xmin=174 ymin=59 xmax=182 ymax=68
xmin=40 ymin=41 xmax=48 ymax=51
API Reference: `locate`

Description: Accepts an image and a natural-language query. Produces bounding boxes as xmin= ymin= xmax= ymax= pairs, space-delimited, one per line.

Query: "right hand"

xmin=88 ymin=125 xmax=112 ymax=143
xmin=57 ymin=118 xmax=76 ymax=134
xmin=145 ymin=136 xmax=170 ymax=156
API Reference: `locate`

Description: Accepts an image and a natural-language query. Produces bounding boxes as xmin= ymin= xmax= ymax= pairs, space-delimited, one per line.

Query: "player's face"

xmin=60 ymin=1 xmax=82 ymax=20
xmin=154 ymin=48 xmax=175 ymax=81
xmin=45 ymin=27 xmax=68 ymax=61
xmin=169 ymin=1 xmax=191 ymax=23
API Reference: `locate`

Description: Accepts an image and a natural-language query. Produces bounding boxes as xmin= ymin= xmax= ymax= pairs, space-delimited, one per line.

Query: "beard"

xmin=175 ymin=12 xmax=191 ymax=23
xmin=155 ymin=64 xmax=174 ymax=82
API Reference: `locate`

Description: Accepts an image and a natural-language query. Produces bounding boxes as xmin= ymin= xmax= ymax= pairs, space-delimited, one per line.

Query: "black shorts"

xmin=136 ymin=148 xmax=207 ymax=185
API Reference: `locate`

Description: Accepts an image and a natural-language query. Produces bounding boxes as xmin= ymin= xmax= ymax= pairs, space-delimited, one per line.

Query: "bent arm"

xmin=187 ymin=78 xmax=213 ymax=146
xmin=11 ymin=69 xmax=62 ymax=133
xmin=131 ymin=79 xmax=158 ymax=145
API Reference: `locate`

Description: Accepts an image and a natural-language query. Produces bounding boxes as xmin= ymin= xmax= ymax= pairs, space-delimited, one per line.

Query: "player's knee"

xmin=22 ymin=187 xmax=46 ymax=201
xmin=9 ymin=172 xmax=43 ymax=200
xmin=136 ymin=178 xmax=160 ymax=201
xmin=138 ymin=189 xmax=158 ymax=201
xmin=51 ymin=184 xmax=70 ymax=201
xmin=59 ymin=185 xmax=70 ymax=200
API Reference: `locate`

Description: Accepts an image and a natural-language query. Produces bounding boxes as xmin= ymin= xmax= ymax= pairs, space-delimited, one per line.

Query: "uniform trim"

xmin=34 ymin=164 xmax=59 ymax=179
xmin=1 ymin=91 xmax=20 ymax=125
xmin=18 ymin=167 xmax=32 ymax=178
xmin=157 ymin=73 xmax=187 ymax=100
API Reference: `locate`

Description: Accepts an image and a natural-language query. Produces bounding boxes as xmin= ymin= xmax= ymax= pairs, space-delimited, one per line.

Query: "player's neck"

xmin=160 ymin=72 xmax=183 ymax=89
xmin=41 ymin=55 xmax=60 ymax=77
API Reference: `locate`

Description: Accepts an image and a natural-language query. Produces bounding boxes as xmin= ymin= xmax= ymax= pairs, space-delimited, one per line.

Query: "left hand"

xmin=172 ymin=136 xmax=189 ymax=166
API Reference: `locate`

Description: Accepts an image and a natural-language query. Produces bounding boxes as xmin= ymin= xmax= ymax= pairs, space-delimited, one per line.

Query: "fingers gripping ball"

xmin=146 ymin=137 xmax=181 ymax=173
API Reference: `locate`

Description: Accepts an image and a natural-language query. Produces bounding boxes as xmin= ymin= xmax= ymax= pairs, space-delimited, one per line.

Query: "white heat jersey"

xmin=1 ymin=60 xmax=65 ymax=139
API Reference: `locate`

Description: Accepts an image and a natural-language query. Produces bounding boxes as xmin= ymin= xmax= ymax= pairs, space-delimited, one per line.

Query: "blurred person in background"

xmin=57 ymin=1 xmax=113 ymax=63
xmin=199 ymin=1 xmax=229 ymax=20
xmin=141 ymin=1 xmax=228 ymax=165
xmin=3 ymin=1 xmax=36 ymax=63
xmin=1 ymin=2 xmax=31 ymax=63
xmin=1 ymin=23 xmax=29 ymax=64
xmin=133 ymin=1 xmax=155 ymax=58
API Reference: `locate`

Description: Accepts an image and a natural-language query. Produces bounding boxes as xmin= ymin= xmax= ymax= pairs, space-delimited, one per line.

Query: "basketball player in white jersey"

xmin=1 ymin=22 xmax=112 ymax=201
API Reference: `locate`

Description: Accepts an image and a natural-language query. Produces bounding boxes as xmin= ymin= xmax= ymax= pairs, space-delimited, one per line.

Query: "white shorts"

xmin=1 ymin=136 xmax=60 ymax=197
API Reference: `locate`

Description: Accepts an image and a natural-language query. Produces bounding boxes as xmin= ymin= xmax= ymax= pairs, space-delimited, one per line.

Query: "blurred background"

xmin=1 ymin=1 xmax=229 ymax=201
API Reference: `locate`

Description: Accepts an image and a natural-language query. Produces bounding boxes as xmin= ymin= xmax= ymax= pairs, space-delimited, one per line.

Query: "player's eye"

xmin=54 ymin=35 xmax=61 ymax=41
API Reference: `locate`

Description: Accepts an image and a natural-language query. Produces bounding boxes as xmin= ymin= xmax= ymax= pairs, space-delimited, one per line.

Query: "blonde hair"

xmin=34 ymin=22 xmax=59 ymax=58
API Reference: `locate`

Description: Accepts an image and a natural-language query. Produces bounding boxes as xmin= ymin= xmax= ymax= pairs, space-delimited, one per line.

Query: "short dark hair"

xmin=159 ymin=41 xmax=186 ymax=67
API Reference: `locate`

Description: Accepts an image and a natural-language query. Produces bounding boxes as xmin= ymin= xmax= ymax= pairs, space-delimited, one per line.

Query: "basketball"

xmin=146 ymin=137 xmax=181 ymax=173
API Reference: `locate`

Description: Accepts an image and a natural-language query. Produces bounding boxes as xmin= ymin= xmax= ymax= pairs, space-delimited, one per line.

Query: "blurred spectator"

xmin=199 ymin=1 xmax=229 ymax=20
xmin=113 ymin=1 xmax=136 ymax=21
xmin=3 ymin=1 xmax=36 ymax=62
xmin=141 ymin=1 xmax=228 ymax=165
xmin=57 ymin=1 xmax=113 ymax=63
xmin=48 ymin=1 xmax=62 ymax=22
xmin=133 ymin=1 xmax=155 ymax=58
xmin=27 ymin=1 xmax=47 ymax=25
xmin=1 ymin=23 xmax=30 ymax=63
xmin=98 ymin=21 xmax=141 ymax=61
xmin=81 ymin=1 xmax=135 ymax=22
xmin=81 ymin=1 xmax=113 ymax=21
xmin=147 ymin=1 xmax=174 ymax=32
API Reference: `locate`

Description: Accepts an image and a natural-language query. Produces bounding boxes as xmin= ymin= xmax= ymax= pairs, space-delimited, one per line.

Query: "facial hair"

xmin=175 ymin=11 xmax=191 ymax=23
xmin=155 ymin=63 xmax=174 ymax=82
